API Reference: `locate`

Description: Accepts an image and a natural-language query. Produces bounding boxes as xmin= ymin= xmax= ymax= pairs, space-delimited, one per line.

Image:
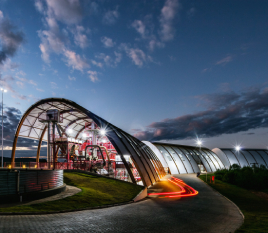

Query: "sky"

xmin=0 ymin=0 xmax=268 ymax=158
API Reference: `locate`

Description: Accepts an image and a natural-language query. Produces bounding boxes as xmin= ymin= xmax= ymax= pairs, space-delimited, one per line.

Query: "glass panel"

xmin=203 ymin=150 xmax=220 ymax=170
xmin=180 ymin=148 xmax=199 ymax=173
xmin=207 ymin=150 xmax=225 ymax=169
xmin=256 ymin=151 xmax=268 ymax=166
xmin=193 ymin=149 xmax=212 ymax=172
xmin=230 ymin=150 xmax=249 ymax=167
xmin=165 ymin=146 xmax=187 ymax=174
xmin=200 ymin=150 xmax=217 ymax=171
xmin=222 ymin=150 xmax=240 ymax=166
xmin=248 ymin=151 xmax=266 ymax=167
xmin=240 ymin=150 xmax=256 ymax=166
xmin=173 ymin=147 xmax=194 ymax=173
xmin=155 ymin=145 xmax=179 ymax=174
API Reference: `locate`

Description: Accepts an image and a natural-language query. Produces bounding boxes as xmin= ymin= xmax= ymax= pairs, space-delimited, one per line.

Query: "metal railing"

xmin=2 ymin=161 xmax=141 ymax=183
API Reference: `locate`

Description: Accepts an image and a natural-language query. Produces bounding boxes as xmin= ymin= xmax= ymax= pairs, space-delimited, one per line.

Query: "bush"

xmin=215 ymin=165 xmax=268 ymax=191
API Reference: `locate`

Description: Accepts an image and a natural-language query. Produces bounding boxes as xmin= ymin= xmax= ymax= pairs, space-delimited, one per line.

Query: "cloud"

xmin=159 ymin=0 xmax=179 ymax=42
xmin=101 ymin=36 xmax=115 ymax=48
xmin=73 ymin=25 xmax=89 ymax=49
xmin=68 ymin=75 xmax=76 ymax=81
xmin=0 ymin=74 xmax=27 ymax=100
xmin=42 ymin=0 xmax=82 ymax=25
xmin=134 ymin=86 xmax=268 ymax=141
xmin=87 ymin=70 xmax=99 ymax=82
xmin=36 ymin=88 xmax=44 ymax=92
xmin=132 ymin=20 xmax=146 ymax=38
xmin=63 ymin=49 xmax=89 ymax=71
xmin=102 ymin=8 xmax=119 ymax=25
xmin=187 ymin=7 xmax=196 ymax=18
xmin=121 ymin=44 xmax=149 ymax=67
xmin=95 ymin=51 xmax=122 ymax=67
xmin=50 ymin=81 xmax=58 ymax=89
xmin=1 ymin=105 xmax=40 ymax=149
xmin=36 ymin=1 xmax=90 ymax=72
xmin=0 ymin=11 xmax=25 ymax=64
xmin=216 ymin=55 xmax=233 ymax=65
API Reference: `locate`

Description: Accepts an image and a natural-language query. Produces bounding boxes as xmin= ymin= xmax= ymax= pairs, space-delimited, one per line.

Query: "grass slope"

xmin=0 ymin=172 xmax=144 ymax=213
xmin=199 ymin=174 xmax=268 ymax=233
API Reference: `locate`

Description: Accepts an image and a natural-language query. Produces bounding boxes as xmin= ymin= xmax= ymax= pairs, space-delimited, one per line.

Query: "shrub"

xmin=216 ymin=165 xmax=268 ymax=191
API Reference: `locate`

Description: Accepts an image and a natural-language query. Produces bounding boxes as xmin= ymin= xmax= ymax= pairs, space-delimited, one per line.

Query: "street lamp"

xmin=1 ymin=88 xmax=7 ymax=168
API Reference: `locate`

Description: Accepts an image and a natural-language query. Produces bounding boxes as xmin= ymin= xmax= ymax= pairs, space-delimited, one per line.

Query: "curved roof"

xmin=212 ymin=148 xmax=268 ymax=168
xmin=11 ymin=98 xmax=165 ymax=187
xmin=144 ymin=142 xmax=226 ymax=174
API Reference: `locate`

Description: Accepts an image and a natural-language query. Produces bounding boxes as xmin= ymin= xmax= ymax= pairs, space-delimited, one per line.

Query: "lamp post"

xmin=1 ymin=88 xmax=7 ymax=168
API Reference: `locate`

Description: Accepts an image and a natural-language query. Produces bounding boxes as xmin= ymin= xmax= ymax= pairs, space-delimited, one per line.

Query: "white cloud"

xmin=34 ymin=0 xmax=44 ymax=13
xmin=87 ymin=70 xmax=99 ymax=82
xmin=159 ymin=0 xmax=179 ymax=41
xmin=91 ymin=60 xmax=103 ymax=68
xmin=73 ymin=26 xmax=89 ymax=49
xmin=36 ymin=88 xmax=44 ymax=92
xmin=101 ymin=36 xmax=115 ymax=48
xmin=68 ymin=75 xmax=76 ymax=81
xmin=44 ymin=0 xmax=82 ymax=25
xmin=0 ymin=74 xmax=27 ymax=100
xmin=16 ymin=81 xmax=24 ymax=88
xmin=114 ymin=51 xmax=122 ymax=65
xmin=127 ymin=48 xmax=146 ymax=67
xmin=0 ymin=10 xmax=3 ymax=20
xmin=216 ymin=55 xmax=233 ymax=65
xmin=63 ymin=49 xmax=89 ymax=71
xmin=132 ymin=20 xmax=146 ymax=38
xmin=95 ymin=51 xmax=122 ymax=67
xmin=50 ymin=81 xmax=58 ymax=89
xmin=103 ymin=8 xmax=119 ymax=25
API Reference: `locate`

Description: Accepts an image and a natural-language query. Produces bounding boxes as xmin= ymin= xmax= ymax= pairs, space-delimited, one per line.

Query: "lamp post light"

xmin=1 ymin=88 xmax=7 ymax=168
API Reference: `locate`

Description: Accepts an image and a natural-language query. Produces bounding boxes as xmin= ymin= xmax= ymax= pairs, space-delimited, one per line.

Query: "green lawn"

xmin=199 ymin=174 xmax=268 ymax=233
xmin=0 ymin=172 xmax=144 ymax=213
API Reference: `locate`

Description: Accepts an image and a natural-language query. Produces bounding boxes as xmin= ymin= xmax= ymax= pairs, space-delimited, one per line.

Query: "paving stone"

xmin=0 ymin=174 xmax=243 ymax=233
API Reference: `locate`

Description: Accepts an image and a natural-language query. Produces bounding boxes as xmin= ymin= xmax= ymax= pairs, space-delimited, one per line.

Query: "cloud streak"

xmin=134 ymin=86 xmax=268 ymax=141
xmin=0 ymin=11 xmax=25 ymax=64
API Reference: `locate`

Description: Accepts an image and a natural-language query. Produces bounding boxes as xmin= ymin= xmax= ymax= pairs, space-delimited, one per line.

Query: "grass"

xmin=0 ymin=172 xmax=144 ymax=213
xmin=199 ymin=174 xmax=268 ymax=233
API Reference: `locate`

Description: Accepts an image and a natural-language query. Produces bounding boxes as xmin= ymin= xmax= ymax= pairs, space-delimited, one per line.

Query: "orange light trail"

xmin=148 ymin=176 xmax=198 ymax=198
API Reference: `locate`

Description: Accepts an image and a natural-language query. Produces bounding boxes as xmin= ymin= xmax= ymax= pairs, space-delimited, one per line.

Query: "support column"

xmin=47 ymin=122 xmax=51 ymax=164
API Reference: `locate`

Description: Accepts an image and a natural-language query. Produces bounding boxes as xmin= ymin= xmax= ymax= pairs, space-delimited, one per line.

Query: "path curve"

xmin=0 ymin=174 xmax=243 ymax=233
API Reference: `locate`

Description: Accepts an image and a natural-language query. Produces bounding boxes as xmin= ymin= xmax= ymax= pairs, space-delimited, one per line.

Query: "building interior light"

xmin=235 ymin=146 xmax=241 ymax=151
xmin=67 ymin=128 xmax=73 ymax=134
xmin=100 ymin=129 xmax=106 ymax=135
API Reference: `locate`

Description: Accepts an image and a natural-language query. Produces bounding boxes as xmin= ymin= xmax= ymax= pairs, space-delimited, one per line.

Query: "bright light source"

xmin=102 ymin=139 xmax=106 ymax=143
xmin=82 ymin=133 xmax=87 ymax=138
xmin=67 ymin=128 xmax=73 ymax=134
xmin=235 ymin=146 xmax=241 ymax=151
xmin=100 ymin=129 xmax=106 ymax=135
xmin=1 ymin=88 xmax=7 ymax=92
xmin=197 ymin=140 xmax=202 ymax=146
xmin=4 ymin=90 xmax=7 ymax=93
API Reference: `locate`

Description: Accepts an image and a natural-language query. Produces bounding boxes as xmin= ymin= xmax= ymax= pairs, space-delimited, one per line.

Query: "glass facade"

xmin=143 ymin=142 xmax=226 ymax=174
xmin=212 ymin=148 xmax=268 ymax=168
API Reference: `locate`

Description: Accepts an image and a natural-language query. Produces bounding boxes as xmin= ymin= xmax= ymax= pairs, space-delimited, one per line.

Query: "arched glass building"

xmin=212 ymin=148 xmax=268 ymax=168
xmin=11 ymin=98 xmax=165 ymax=187
xmin=143 ymin=142 xmax=225 ymax=174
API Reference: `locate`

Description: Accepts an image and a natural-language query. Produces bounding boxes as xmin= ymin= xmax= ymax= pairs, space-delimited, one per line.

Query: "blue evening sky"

xmin=1 ymin=0 xmax=268 ymax=152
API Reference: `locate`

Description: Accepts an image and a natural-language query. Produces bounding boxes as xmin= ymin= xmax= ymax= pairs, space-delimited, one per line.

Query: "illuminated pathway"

xmin=0 ymin=174 xmax=243 ymax=233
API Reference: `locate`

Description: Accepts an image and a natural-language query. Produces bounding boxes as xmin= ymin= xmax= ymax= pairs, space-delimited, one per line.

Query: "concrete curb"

xmin=133 ymin=187 xmax=148 ymax=202
xmin=199 ymin=177 xmax=245 ymax=226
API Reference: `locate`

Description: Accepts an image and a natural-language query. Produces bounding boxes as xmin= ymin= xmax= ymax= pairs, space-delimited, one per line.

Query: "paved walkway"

xmin=0 ymin=174 xmax=243 ymax=233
